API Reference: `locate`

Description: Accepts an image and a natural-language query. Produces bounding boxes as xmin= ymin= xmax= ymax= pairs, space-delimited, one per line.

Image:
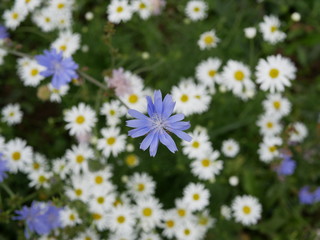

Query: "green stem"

xmin=249 ymin=39 xmax=254 ymax=69
xmin=0 ymin=183 xmax=15 ymax=198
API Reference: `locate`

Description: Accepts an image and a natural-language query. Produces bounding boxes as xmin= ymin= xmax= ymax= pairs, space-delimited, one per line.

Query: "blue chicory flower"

xmin=314 ymin=187 xmax=320 ymax=203
xmin=298 ymin=186 xmax=314 ymax=205
xmin=0 ymin=153 xmax=9 ymax=182
xmin=13 ymin=202 xmax=62 ymax=238
xmin=0 ymin=25 xmax=9 ymax=39
xmin=35 ymin=48 xmax=78 ymax=89
xmin=276 ymin=155 xmax=296 ymax=176
xmin=126 ymin=90 xmax=192 ymax=157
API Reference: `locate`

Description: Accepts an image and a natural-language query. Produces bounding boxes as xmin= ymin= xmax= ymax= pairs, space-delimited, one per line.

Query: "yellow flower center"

xmin=270 ymin=25 xmax=277 ymax=33
xmin=194 ymin=7 xmax=200 ymax=12
xmin=125 ymin=154 xmax=137 ymax=166
xmin=180 ymin=94 xmax=189 ymax=102
xmin=97 ymin=197 xmax=104 ymax=204
xmin=234 ymin=71 xmax=245 ymax=81
xmin=166 ymin=220 xmax=175 ymax=228
xmin=269 ymin=68 xmax=279 ymax=78
xmin=59 ymin=45 xmax=67 ymax=52
xmin=139 ymin=3 xmax=146 ymax=9
xmin=12 ymin=13 xmax=19 ymax=20
xmin=201 ymin=159 xmax=210 ymax=167
xmin=128 ymin=94 xmax=138 ymax=104
xmin=107 ymin=137 xmax=116 ymax=145
xmin=184 ymin=229 xmax=191 ymax=236
xmin=113 ymin=199 xmax=123 ymax=207
xmin=177 ymin=209 xmax=186 ymax=217
xmin=199 ymin=217 xmax=209 ymax=225
xmin=12 ymin=152 xmax=21 ymax=161
xmin=76 ymin=155 xmax=84 ymax=164
xmin=9 ymin=112 xmax=15 ymax=117
xmin=273 ymin=101 xmax=281 ymax=109
xmin=31 ymin=69 xmax=39 ymax=76
xmin=76 ymin=115 xmax=85 ymax=124
xmin=38 ymin=175 xmax=47 ymax=183
xmin=204 ymin=35 xmax=214 ymax=45
xmin=266 ymin=122 xmax=273 ymax=129
xmin=117 ymin=6 xmax=124 ymax=13
xmin=192 ymin=141 xmax=200 ymax=148
xmin=269 ymin=146 xmax=277 ymax=153
xmin=92 ymin=213 xmax=102 ymax=220
xmin=208 ymin=70 xmax=216 ymax=77
xmin=57 ymin=3 xmax=65 ymax=9
xmin=69 ymin=214 xmax=75 ymax=221
xmin=117 ymin=215 xmax=126 ymax=223
xmin=45 ymin=17 xmax=51 ymax=23
xmin=75 ymin=189 xmax=82 ymax=196
xmin=85 ymin=237 xmax=92 ymax=240
xmin=193 ymin=193 xmax=200 ymax=201
xmin=25 ymin=0 xmax=31 ymax=3
xmin=109 ymin=109 xmax=116 ymax=116
xmin=243 ymin=205 xmax=251 ymax=214
xmin=142 ymin=207 xmax=152 ymax=217
xmin=137 ymin=183 xmax=145 ymax=192
xmin=33 ymin=163 xmax=40 ymax=169
xmin=95 ymin=176 xmax=103 ymax=184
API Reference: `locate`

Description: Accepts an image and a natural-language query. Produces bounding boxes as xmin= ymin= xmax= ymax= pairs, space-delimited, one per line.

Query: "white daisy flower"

xmin=1 ymin=103 xmax=23 ymax=125
xmin=3 ymin=6 xmax=28 ymax=30
xmin=48 ymin=83 xmax=70 ymax=102
xmin=52 ymin=158 xmax=69 ymax=179
xmin=27 ymin=170 xmax=52 ymax=189
xmin=258 ymin=136 xmax=282 ymax=163
xmin=136 ymin=197 xmax=163 ymax=231
xmin=196 ymin=210 xmax=215 ymax=232
xmin=220 ymin=205 xmax=232 ymax=220
xmin=65 ymin=174 xmax=91 ymax=202
xmin=65 ymin=144 xmax=94 ymax=174
xmin=51 ymin=32 xmax=81 ymax=57
xmin=4 ymin=138 xmax=33 ymax=173
xmin=262 ymin=93 xmax=291 ymax=118
xmin=221 ymin=60 xmax=254 ymax=95
xmin=183 ymin=183 xmax=210 ymax=211
xmin=195 ymin=57 xmax=222 ymax=87
xmin=107 ymin=0 xmax=133 ymax=24
xmin=190 ymin=150 xmax=223 ymax=181
xmin=259 ymin=15 xmax=286 ymax=44
xmin=182 ymin=127 xmax=212 ymax=159
xmin=60 ymin=207 xmax=82 ymax=227
xmin=244 ymin=27 xmax=257 ymax=39
xmin=176 ymin=220 xmax=203 ymax=240
xmin=161 ymin=209 xmax=179 ymax=239
xmin=257 ymin=114 xmax=282 ymax=137
xmin=127 ymin=172 xmax=156 ymax=200
xmin=49 ymin=0 xmax=74 ymax=13
xmin=229 ymin=176 xmax=239 ymax=186
xmin=231 ymin=195 xmax=262 ymax=226
xmin=174 ymin=198 xmax=195 ymax=223
xmin=64 ymin=103 xmax=97 ymax=137
xmin=106 ymin=204 xmax=136 ymax=234
xmin=288 ymin=122 xmax=308 ymax=143
xmin=18 ymin=58 xmax=45 ymax=87
xmin=100 ymin=100 xmax=126 ymax=126
xmin=256 ymin=55 xmax=296 ymax=93
xmin=90 ymin=210 xmax=109 ymax=231
xmin=97 ymin=127 xmax=126 ymax=158
xmin=185 ymin=0 xmax=208 ymax=21
xmin=88 ymin=188 xmax=116 ymax=212
xmin=32 ymin=8 xmax=56 ymax=32
xmin=74 ymin=229 xmax=99 ymax=240
xmin=198 ymin=29 xmax=220 ymax=50
xmin=221 ymin=139 xmax=240 ymax=158
xmin=25 ymin=153 xmax=48 ymax=174
xmin=133 ymin=0 xmax=152 ymax=20
xmin=15 ymin=0 xmax=42 ymax=12
xmin=124 ymin=153 xmax=140 ymax=168
xmin=88 ymin=169 xmax=114 ymax=191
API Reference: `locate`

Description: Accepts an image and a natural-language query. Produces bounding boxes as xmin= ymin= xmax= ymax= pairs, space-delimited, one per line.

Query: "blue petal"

xmin=140 ymin=130 xmax=156 ymax=150
xmin=162 ymin=94 xmax=175 ymax=119
xmin=128 ymin=127 xmax=150 ymax=138
xmin=154 ymin=90 xmax=163 ymax=114
xmin=168 ymin=121 xmax=191 ymax=131
xmin=149 ymin=132 xmax=160 ymax=157
xmin=170 ymin=129 xmax=192 ymax=142
xmin=167 ymin=114 xmax=185 ymax=123
xmin=126 ymin=119 xmax=149 ymax=128
xmin=128 ymin=109 xmax=149 ymax=120
xmin=146 ymin=96 xmax=155 ymax=117
xmin=159 ymin=131 xmax=178 ymax=153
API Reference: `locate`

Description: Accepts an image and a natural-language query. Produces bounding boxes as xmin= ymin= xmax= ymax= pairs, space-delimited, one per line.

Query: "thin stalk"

xmin=0 ymin=183 xmax=15 ymax=198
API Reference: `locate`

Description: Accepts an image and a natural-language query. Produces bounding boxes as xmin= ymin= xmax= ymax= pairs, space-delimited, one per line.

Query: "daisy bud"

xmin=291 ymin=12 xmax=301 ymax=22
xmin=244 ymin=27 xmax=257 ymax=39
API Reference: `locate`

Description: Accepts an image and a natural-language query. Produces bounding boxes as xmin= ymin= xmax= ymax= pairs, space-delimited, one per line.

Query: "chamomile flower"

xmin=48 ymin=83 xmax=70 ymax=102
xmin=1 ymin=103 xmax=23 ymax=125
xmin=198 ymin=29 xmax=219 ymax=50
xmin=257 ymin=114 xmax=282 ymax=137
xmin=174 ymin=198 xmax=195 ymax=223
xmin=52 ymin=158 xmax=69 ymax=179
xmin=259 ymin=15 xmax=286 ymax=44
xmin=97 ymin=127 xmax=126 ymax=158
xmin=220 ymin=205 xmax=232 ymax=220
xmin=15 ymin=0 xmax=42 ymax=12
xmin=49 ymin=0 xmax=74 ymax=13
xmin=161 ymin=210 xmax=179 ymax=239
xmin=74 ymin=229 xmax=99 ymax=240
xmin=196 ymin=210 xmax=215 ymax=232
xmin=51 ymin=32 xmax=81 ymax=57
xmin=195 ymin=57 xmax=222 ymax=87
xmin=65 ymin=144 xmax=93 ymax=174
xmin=60 ymin=207 xmax=82 ymax=227
xmin=182 ymin=127 xmax=212 ymax=159
xmin=185 ymin=0 xmax=208 ymax=21
xmin=133 ymin=0 xmax=152 ymax=20
xmin=127 ymin=172 xmax=156 ymax=200
xmin=64 ymin=103 xmax=97 ymax=137
xmin=124 ymin=154 xmax=140 ymax=167
xmin=258 ymin=137 xmax=282 ymax=163
xmin=106 ymin=204 xmax=136 ymax=234
xmin=32 ymin=9 xmax=56 ymax=32
xmin=256 ymin=55 xmax=296 ymax=93
xmin=65 ymin=175 xmax=91 ymax=202
xmin=28 ymin=170 xmax=52 ymax=189
xmin=88 ymin=169 xmax=114 ymax=191
xmin=244 ymin=27 xmax=257 ymax=39
xmin=183 ymin=183 xmax=210 ymax=211
xmin=91 ymin=210 xmax=109 ymax=231
xmin=3 ymin=6 xmax=28 ymax=30
xmin=176 ymin=221 xmax=202 ymax=240
xmin=100 ymin=100 xmax=126 ymax=126
xmin=221 ymin=60 xmax=254 ymax=95
xmin=288 ymin=122 xmax=308 ymax=143
xmin=25 ymin=153 xmax=48 ymax=173
xmin=190 ymin=151 xmax=223 ymax=180
xmin=18 ymin=58 xmax=45 ymax=87
xmin=107 ymin=0 xmax=133 ymax=24
xmin=136 ymin=197 xmax=163 ymax=231
xmin=221 ymin=139 xmax=240 ymax=158
xmin=262 ymin=93 xmax=291 ymax=118
xmin=88 ymin=188 xmax=116 ymax=212
xmin=231 ymin=195 xmax=262 ymax=226
xmin=4 ymin=138 xmax=33 ymax=173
